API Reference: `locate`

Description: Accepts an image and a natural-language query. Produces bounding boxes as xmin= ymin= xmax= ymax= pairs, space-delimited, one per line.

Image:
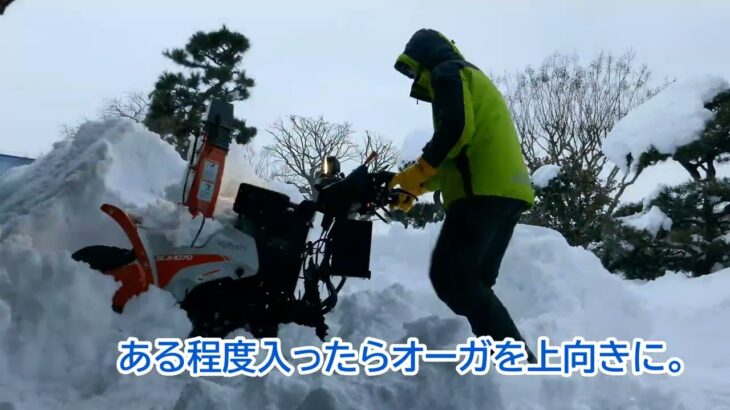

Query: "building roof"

xmin=0 ymin=153 xmax=35 ymax=175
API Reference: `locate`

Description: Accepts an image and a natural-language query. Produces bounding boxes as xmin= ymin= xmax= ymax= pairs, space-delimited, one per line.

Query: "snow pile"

xmin=0 ymin=236 xmax=191 ymax=406
xmin=0 ymin=120 xmax=196 ymax=406
xmin=602 ymin=75 xmax=730 ymax=172
xmin=626 ymin=269 xmax=730 ymax=406
xmin=531 ymin=164 xmax=561 ymax=188
xmin=1 ymin=119 xmax=728 ymax=409
xmin=0 ymin=119 xmax=186 ymax=251
xmin=619 ymin=206 xmax=673 ymax=239
xmin=126 ymin=202 xmax=226 ymax=247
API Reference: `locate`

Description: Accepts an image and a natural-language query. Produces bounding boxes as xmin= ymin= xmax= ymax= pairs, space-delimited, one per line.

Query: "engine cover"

xmin=144 ymin=225 xmax=259 ymax=302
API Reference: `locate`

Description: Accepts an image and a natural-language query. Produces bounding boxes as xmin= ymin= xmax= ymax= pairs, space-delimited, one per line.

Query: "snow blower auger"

xmin=72 ymin=99 xmax=413 ymax=341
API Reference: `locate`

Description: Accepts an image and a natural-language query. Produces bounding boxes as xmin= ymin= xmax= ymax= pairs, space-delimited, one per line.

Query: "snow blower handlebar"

xmin=314 ymin=154 xmax=409 ymax=223
xmin=299 ymin=156 xmax=404 ymax=325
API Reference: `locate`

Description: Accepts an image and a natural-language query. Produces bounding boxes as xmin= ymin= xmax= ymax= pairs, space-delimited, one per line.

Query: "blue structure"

xmin=0 ymin=153 xmax=34 ymax=175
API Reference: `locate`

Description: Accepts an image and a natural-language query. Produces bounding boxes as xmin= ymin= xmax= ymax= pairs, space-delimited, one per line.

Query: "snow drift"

xmin=1 ymin=120 xmax=729 ymax=410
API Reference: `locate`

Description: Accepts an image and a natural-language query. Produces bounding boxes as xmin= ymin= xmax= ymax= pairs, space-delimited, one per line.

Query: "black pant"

xmin=429 ymin=195 xmax=530 ymax=345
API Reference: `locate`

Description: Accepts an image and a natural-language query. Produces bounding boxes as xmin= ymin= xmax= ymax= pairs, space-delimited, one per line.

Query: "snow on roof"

xmin=602 ymin=75 xmax=730 ymax=173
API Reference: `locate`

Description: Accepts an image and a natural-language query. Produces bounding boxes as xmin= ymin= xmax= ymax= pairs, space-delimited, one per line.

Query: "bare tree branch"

xmin=241 ymin=144 xmax=279 ymax=182
xmin=59 ymin=116 xmax=91 ymax=139
xmin=357 ymin=130 xmax=399 ymax=172
xmin=265 ymin=115 xmax=357 ymax=199
xmin=99 ymin=91 xmax=149 ymax=123
xmin=496 ymin=50 xmax=668 ymax=206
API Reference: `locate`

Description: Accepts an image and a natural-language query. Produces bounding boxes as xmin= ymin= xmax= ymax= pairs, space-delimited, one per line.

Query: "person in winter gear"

xmin=389 ymin=28 xmax=537 ymax=363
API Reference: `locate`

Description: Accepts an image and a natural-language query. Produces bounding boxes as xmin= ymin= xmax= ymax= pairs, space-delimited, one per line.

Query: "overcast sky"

xmin=1 ymin=0 xmax=729 ymax=198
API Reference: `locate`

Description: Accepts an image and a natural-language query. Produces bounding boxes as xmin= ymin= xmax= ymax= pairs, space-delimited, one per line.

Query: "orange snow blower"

xmin=73 ymin=99 xmax=409 ymax=340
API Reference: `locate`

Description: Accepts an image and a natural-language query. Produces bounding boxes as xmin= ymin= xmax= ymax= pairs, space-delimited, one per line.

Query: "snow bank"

xmin=628 ymin=269 xmax=730 ymax=407
xmin=619 ymin=206 xmax=673 ymax=239
xmin=126 ymin=202 xmax=226 ymax=248
xmin=0 ymin=119 xmax=186 ymax=251
xmin=602 ymin=75 xmax=730 ymax=173
xmin=531 ymin=164 xmax=561 ymax=188
xmin=1 ymin=120 xmax=727 ymax=409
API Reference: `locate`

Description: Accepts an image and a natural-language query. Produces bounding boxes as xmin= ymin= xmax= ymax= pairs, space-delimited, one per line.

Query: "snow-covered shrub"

xmin=523 ymin=161 xmax=614 ymax=247
xmin=601 ymin=178 xmax=730 ymax=279
xmin=599 ymin=81 xmax=730 ymax=279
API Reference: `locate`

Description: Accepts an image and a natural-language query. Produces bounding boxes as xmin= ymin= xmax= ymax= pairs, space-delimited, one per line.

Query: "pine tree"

xmin=522 ymin=160 xmax=614 ymax=247
xmin=145 ymin=25 xmax=256 ymax=156
xmin=599 ymin=90 xmax=730 ymax=279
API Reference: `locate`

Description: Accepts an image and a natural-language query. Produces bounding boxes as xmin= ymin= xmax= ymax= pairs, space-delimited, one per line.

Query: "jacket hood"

xmin=395 ymin=29 xmax=464 ymax=102
xmin=402 ymin=29 xmax=464 ymax=70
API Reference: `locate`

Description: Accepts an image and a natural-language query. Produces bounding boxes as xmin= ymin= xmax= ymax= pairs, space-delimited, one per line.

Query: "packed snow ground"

xmin=1 ymin=120 xmax=729 ymax=410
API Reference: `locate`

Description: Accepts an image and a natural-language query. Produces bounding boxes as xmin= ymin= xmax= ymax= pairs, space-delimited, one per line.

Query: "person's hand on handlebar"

xmin=387 ymin=157 xmax=437 ymax=213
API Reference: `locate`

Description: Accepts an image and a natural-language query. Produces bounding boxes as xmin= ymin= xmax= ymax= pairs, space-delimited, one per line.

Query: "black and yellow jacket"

xmin=395 ymin=29 xmax=535 ymax=209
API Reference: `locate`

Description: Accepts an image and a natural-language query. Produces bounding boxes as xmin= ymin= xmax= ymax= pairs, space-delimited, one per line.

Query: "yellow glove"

xmin=388 ymin=157 xmax=437 ymax=213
